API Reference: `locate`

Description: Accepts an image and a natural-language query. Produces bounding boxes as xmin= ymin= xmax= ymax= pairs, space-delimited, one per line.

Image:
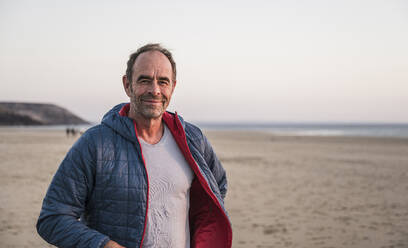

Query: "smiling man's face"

xmin=124 ymin=50 xmax=176 ymax=120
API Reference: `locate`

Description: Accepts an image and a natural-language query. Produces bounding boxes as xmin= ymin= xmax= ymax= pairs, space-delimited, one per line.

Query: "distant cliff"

xmin=0 ymin=102 xmax=89 ymax=125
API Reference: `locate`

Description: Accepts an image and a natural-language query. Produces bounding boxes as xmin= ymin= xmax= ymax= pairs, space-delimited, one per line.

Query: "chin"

xmin=141 ymin=109 xmax=164 ymax=119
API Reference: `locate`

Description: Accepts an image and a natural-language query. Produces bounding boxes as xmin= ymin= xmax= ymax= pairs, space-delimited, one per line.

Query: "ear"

xmin=123 ymin=75 xmax=132 ymax=97
xmin=171 ymin=80 xmax=177 ymax=93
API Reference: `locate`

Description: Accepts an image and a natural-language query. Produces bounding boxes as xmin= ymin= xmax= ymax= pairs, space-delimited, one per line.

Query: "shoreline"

xmin=2 ymin=121 xmax=408 ymax=139
xmin=2 ymin=126 xmax=408 ymax=141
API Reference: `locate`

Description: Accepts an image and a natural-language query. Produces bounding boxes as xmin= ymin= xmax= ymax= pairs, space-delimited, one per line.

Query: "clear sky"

xmin=1 ymin=0 xmax=407 ymax=123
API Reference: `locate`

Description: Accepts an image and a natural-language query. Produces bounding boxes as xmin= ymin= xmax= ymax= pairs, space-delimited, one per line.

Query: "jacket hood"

xmin=101 ymin=103 xmax=137 ymax=143
xmin=101 ymin=103 xmax=186 ymax=143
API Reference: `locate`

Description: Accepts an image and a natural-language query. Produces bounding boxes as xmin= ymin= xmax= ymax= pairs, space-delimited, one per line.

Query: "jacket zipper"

xmin=133 ymin=120 xmax=149 ymax=248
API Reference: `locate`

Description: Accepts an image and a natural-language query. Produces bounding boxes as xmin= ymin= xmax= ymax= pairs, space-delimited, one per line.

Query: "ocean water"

xmin=198 ymin=123 xmax=408 ymax=138
xmin=3 ymin=123 xmax=408 ymax=138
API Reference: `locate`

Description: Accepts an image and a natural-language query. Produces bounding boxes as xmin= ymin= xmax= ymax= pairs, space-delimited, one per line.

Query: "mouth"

xmin=141 ymin=98 xmax=164 ymax=106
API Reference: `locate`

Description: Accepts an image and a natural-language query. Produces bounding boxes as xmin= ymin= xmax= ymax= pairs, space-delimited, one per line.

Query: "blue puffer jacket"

xmin=37 ymin=103 xmax=232 ymax=248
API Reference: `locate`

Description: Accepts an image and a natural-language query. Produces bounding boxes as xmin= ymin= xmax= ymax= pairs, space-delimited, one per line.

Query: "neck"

xmin=129 ymin=111 xmax=164 ymax=145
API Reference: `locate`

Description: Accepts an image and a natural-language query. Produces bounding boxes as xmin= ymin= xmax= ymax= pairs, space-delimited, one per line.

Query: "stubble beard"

xmin=130 ymin=94 xmax=169 ymax=120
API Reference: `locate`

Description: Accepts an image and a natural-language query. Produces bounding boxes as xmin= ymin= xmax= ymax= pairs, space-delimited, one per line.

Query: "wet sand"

xmin=1 ymin=128 xmax=408 ymax=247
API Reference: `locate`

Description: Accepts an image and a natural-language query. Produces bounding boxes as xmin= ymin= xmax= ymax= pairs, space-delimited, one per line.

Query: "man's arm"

xmin=36 ymin=134 xmax=110 ymax=248
xmin=202 ymin=135 xmax=228 ymax=199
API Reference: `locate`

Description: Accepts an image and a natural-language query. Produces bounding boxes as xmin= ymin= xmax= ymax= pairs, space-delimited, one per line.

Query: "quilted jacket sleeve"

xmin=36 ymin=133 xmax=110 ymax=248
xmin=203 ymin=134 xmax=228 ymax=200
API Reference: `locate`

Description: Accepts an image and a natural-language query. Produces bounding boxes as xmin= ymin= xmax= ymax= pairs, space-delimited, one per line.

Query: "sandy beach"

xmin=0 ymin=128 xmax=407 ymax=248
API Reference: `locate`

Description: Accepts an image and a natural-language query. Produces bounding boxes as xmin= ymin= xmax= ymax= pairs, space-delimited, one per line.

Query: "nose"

xmin=148 ymin=80 xmax=161 ymax=96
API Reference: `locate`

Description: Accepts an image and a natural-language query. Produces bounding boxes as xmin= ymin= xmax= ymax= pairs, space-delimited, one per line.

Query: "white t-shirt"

xmin=139 ymin=124 xmax=194 ymax=248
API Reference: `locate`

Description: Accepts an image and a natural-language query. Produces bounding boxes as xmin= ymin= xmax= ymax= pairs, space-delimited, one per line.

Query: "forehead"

xmin=132 ymin=51 xmax=173 ymax=78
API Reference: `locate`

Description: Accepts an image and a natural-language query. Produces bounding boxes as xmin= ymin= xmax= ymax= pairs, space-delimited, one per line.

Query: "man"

xmin=36 ymin=44 xmax=232 ymax=248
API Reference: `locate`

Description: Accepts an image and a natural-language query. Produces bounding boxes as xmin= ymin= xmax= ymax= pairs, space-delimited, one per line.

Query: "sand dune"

xmin=0 ymin=128 xmax=407 ymax=247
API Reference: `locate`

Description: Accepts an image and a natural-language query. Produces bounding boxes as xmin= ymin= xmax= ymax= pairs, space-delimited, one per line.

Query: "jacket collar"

xmin=102 ymin=103 xmax=186 ymax=142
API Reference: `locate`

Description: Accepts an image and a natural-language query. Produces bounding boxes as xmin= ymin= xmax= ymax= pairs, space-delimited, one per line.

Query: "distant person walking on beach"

xmin=65 ymin=127 xmax=77 ymax=137
xmin=37 ymin=43 xmax=232 ymax=248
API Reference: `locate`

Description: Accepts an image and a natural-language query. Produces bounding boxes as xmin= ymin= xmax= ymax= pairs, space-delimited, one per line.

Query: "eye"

xmin=139 ymin=79 xmax=150 ymax=84
xmin=159 ymin=80 xmax=169 ymax=85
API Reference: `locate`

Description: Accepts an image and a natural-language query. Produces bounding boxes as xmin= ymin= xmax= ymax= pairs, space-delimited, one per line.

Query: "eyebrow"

xmin=157 ymin=77 xmax=170 ymax=82
xmin=136 ymin=75 xmax=170 ymax=83
xmin=136 ymin=75 xmax=153 ymax=81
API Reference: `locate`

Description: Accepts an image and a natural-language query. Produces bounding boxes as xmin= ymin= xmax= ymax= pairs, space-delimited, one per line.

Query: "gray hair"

xmin=126 ymin=43 xmax=177 ymax=82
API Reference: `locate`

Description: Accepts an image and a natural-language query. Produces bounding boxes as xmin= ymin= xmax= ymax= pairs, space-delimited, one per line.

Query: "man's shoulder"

xmin=184 ymin=121 xmax=203 ymax=135
xmin=77 ymin=123 xmax=115 ymax=144
xmin=177 ymin=117 xmax=205 ymax=142
xmin=82 ymin=123 xmax=106 ymax=136
xmin=165 ymin=111 xmax=204 ymax=141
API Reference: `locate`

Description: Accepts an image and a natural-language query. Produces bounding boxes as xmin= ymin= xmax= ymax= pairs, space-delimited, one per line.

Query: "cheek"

xmin=164 ymin=88 xmax=174 ymax=98
xmin=132 ymin=86 xmax=146 ymax=96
